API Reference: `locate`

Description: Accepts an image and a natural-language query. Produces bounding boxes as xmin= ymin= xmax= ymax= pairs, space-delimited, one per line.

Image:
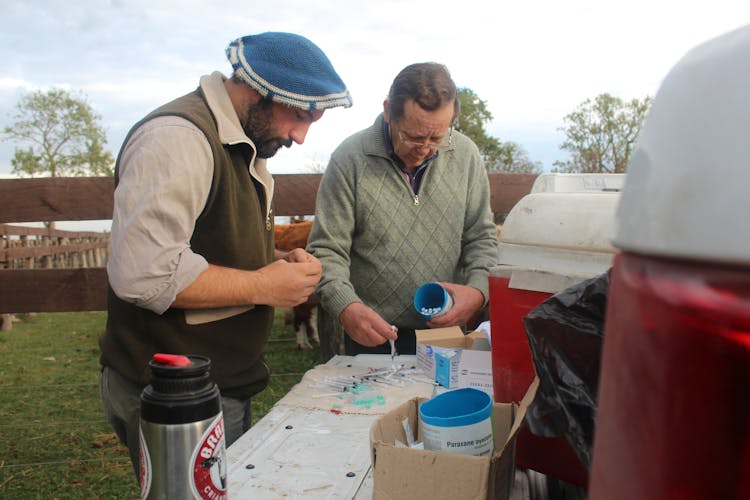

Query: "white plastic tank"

xmin=530 ymin=173 xmax=625 ymax=194
xmin=496 ymin=173 xmax=621 ymax=292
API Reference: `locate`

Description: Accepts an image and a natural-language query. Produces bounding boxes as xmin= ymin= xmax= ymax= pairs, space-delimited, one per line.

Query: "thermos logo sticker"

xmin=138 ymin=428 xmax=152 ymax=499
xmin=190 ymin=413 xmax=227 ymax=499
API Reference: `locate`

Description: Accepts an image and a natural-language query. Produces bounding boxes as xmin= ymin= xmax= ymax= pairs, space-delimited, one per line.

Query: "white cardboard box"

xmin=416 ymin=327 xmax=493 ymax=397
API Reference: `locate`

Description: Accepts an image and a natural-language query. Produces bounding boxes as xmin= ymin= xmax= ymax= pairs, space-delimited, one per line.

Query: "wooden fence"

xmin=1 ymin=224 xmax=109 ymax=269
xmin=0 ymin=173 xmax=537 ymax=316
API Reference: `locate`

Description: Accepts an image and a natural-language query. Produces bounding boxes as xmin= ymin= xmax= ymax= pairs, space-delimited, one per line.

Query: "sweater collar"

xmin=362 ymin=114 xmax=391 ymax=159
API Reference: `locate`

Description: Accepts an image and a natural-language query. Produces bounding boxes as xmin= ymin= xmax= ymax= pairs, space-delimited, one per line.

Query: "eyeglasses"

xmin=397 ymin=127 xmax=453 ymax=152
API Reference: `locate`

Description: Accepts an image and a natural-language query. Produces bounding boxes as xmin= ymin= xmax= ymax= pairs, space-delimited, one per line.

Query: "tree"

xmin=455 ymin=88 xmax=542 ymax=174
xmin=554 ymin=93 xmax=651 ymax=173
xmin=2 ymin=88 xmax=114 ymax=177
xmin=483 ymin=140 xmax=544 ymax=174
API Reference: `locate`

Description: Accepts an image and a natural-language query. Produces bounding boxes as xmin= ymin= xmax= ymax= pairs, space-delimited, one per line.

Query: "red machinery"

xmin=489 ymin=176 xmax=622 ymax=487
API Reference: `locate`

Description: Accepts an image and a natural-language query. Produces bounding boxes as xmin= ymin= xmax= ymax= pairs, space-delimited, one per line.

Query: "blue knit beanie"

xmin=226 ymin=32 xmax=352 ymax=111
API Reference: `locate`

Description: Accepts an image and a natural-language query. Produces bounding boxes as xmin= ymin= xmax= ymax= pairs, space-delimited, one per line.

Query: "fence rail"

xmin=0 ymin=173 xmax=537 ymax=314
xmin=1 ymin=224 xmax=109 ymax=269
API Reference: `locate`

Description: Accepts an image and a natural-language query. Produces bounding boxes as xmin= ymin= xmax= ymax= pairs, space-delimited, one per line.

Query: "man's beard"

xmin=243 ymin=99 xmax=293 ymax=159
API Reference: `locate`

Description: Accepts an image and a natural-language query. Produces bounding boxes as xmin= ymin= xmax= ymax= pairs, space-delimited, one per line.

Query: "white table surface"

xmin=226 ymin=354 xmax=533 ymax=499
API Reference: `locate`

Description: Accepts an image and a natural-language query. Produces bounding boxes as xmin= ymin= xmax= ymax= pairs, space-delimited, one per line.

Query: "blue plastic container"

xmin=419 ymin=388 xmax=494 ymax=456
xmin=414 ymin=282 xmax=453 ymax=319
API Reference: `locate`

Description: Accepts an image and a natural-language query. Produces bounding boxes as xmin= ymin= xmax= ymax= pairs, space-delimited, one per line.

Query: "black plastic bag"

xmin=523 ymin=270 xmax=610 ymax=472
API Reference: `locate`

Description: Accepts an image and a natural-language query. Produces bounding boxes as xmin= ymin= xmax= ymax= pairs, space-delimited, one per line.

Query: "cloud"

xmin=1 ymin=1 xmax=749 ymax=174
xmin=0 ymin=78 xmax=35 ymax=91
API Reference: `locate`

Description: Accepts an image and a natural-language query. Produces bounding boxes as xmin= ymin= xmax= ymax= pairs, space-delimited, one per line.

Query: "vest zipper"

xmin=414 ymin=194 xmax=420 ymax=205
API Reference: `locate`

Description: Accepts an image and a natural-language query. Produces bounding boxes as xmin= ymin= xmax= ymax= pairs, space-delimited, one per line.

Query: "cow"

xmin=274 ymin=219 xmax=320 ymax=349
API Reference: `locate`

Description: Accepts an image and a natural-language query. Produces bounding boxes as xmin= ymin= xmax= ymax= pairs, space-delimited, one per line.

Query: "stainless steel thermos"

xmin=139 ymin=353 xmax=226 ymax=499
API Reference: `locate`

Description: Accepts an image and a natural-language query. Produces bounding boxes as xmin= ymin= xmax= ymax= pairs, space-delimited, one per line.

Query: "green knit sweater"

xmin=307 ymin=114 xmax=498 ymax=329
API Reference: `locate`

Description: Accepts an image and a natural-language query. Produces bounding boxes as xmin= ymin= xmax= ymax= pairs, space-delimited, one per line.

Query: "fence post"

xmin=1 ymin=314 xmax=12 ymax=332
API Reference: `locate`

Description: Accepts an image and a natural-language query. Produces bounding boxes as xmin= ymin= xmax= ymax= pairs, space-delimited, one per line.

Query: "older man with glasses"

xmin=308 ymin=62 xmax=498 ymax=357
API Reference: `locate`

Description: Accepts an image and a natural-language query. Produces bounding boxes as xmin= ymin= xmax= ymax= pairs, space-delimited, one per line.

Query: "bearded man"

xmin=99 ymin=32 xmax=351 ymax=475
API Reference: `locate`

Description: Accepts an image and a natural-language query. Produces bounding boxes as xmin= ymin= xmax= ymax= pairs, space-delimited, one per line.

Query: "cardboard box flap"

xmin=506 ymin=376 xmax=540 ymax=442
xmin=488 ymin=403 xmax=515 ymax=456
xmin=369 ymin=398 xmax=421 ymax=464
xmin=415 ymin=326 xmax=468 ymax=347
xmin=416 ymin=327 xmax=490 ymax=350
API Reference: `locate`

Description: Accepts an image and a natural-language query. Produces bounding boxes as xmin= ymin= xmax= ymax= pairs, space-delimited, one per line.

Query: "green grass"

xmin=0 ymin=310 xmax=324 ymax=498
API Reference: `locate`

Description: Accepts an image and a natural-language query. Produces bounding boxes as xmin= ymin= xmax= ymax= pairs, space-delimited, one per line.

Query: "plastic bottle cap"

xmin=152 ymin=353 xmax=191 ymax=367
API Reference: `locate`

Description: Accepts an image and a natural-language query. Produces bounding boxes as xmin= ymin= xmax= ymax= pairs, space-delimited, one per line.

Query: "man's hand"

xmin=254 ymin=255 xmax=322 ymax=307
xmin=339 ymin=302 xmax=398 ymax=347
xmin=172 ymin=251 xmax=321 ymax=309
xmin=283 ymin=247 xmax=318 ymax=264
xmin=426 ymin=282 xmax=484 ymax=329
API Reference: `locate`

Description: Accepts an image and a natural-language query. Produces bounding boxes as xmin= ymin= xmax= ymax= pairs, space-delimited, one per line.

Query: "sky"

xmin=1 ymin=1 xmax=749 ymax=179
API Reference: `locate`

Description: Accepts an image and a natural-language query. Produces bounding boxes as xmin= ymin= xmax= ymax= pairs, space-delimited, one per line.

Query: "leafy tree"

xmin=485 ymin=140 xmax=544 ymax=174
xmin=2 ymin=88 xmax=114 ymax=177
xmin=554 ymin=93 xmax=651 ymax=173
xmin=456 ymin=88 xmax=542 ymax=174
